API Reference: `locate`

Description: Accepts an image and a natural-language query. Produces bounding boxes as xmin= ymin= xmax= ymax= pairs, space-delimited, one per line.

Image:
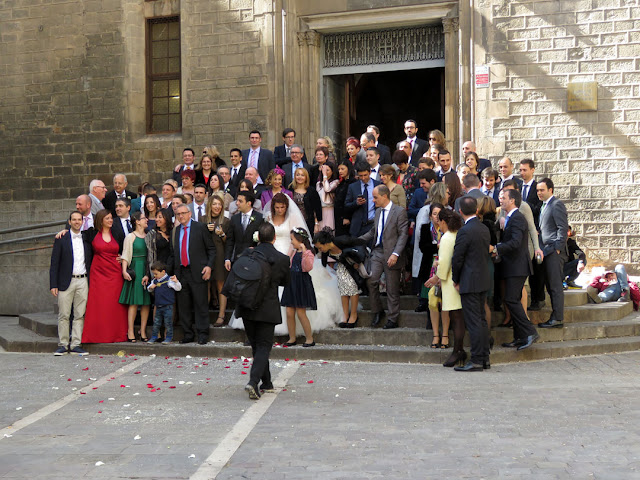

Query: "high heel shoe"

xmin=443 ymin=350 xmax=467 ymax=368
xmin=137 ymin=330 xmax=148 ymax=343
xmin=430 ymin=335 xmax=441 ymax=349
xmin=440 ymin=336 xmax=450 ymax=349
xmin=127 ymin=335 xmax=137 ymax=343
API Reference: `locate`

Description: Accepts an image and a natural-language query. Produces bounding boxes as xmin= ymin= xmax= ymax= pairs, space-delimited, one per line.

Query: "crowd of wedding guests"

xmin=51 ymin=122 xmax=636 ymax=371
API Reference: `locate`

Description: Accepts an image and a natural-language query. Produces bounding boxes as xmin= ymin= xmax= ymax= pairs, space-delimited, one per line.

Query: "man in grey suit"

xmin=454 ymin=174 xmax=487 ymax=212
xmin=358 ymin=185 xmax=409 ymax=329
xmin=242 ymin=130 xmax=275 ymax=185
xmin=536 ymin=178 xmax=568 ymax=328
xmin=88 ymin=179 xmax=107 ymax=215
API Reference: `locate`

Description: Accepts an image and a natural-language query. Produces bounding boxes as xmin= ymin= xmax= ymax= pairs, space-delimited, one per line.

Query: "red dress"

xmin=82 ymin=231 xmax=128 ymax=343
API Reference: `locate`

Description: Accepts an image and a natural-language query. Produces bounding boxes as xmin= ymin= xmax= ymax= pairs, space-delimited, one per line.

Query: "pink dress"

xmin=82 ymin=232 xmax=128 ymax=343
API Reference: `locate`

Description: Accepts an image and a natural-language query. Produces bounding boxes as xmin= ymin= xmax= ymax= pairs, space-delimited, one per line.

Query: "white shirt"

xmin=375 ymin=201 xmax=393 ymax=247
xmin=70 ymin=231 xmax=87 ymax=275
xmin=464 ymin=215 xmax=477 ymax=224
xmin=370 ymin=164 xmax=380 ymax=181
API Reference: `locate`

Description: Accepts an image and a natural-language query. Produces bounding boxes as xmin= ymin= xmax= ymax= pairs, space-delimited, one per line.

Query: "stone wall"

xmin=475 ymin=0 xmax=640 ymax=272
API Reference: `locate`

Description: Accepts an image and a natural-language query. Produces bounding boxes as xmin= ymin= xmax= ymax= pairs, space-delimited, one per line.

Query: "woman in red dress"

xmin=82 ymin=209 xmax=129 ymax=343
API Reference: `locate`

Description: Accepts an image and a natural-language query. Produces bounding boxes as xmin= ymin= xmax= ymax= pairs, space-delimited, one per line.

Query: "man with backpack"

xmin=224 ymin=222 xmax=290 ymax=400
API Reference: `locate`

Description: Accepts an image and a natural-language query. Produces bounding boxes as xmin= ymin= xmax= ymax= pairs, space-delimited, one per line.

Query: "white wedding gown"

xmin=228 ymin=197 xmax=342 ymax=336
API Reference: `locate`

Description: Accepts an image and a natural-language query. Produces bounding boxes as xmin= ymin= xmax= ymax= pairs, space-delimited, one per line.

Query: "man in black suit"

xmin=169 ymin=204 xmax=216 ymax=345
xmin=217 ymin=166 xmax=237 ymax=197
xmin=244 ymin=167 xmax=267 ymax=199
xmin=228 ymin=148 xmax=246 ymax=188
xmin=536 ymin=178 xmax=569 ymax=329
xmin=282 ymin=145 xmax=311 ymax=188
xmin=454 ymin=174 xmax=487 ymax=212
xmin=224 ymin=192 xmax=264 ymax=269
xmin=102 ymin=173 xmax=137 ymax=214
xmin=274 ymin=128 xmax=307 ymax=166
xmin=498 ymin=157 xmax=523 ymax=190
xmin=110 ymin=198 xmax=131 ymax=253
xmin=367 ymin=125 xmax=392 ymax=165
xmin=452 ymin=197 xmax=492 ymax=371
xmin=492 ymin=189 xmax=539 ymax=351
xmin=519 ymin=158 xmax=545 ymax=310
xmin=436 ymin=149 xmax=454 ymax=182
xmin=242 ymin=130 xmax=275 ymax=185
xmin=344 ymin=161 xmax=380 ymax=237
xmin=396 ymin=119 xmax=429 ymax=166
xmin=172 ymin=148 xmax=198 ymax=186
xmin=188 ymin=184 xmax=208 ymax=223
xmin=233 ymin=223 xmax=290 ymax=400
xmin=50 ymin=211 xmax=93 ymax=356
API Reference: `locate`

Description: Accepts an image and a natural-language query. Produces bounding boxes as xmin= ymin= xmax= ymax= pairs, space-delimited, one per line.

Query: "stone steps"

xmin=2 ymin=317 xmax=640 ymax=365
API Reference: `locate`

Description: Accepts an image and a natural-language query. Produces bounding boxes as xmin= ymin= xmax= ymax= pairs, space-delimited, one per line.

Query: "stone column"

xmin=295 ymin=30 xmax=322 ymax=155
xmin=443 ymin=16 xmax=460 ymax=159
xmin=458 ymin=0 xmax=472 ymax=151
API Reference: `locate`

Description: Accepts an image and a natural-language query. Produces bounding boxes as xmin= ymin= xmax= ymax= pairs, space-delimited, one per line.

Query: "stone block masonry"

xmin=477 ymin=0 xmax=640 ymax=273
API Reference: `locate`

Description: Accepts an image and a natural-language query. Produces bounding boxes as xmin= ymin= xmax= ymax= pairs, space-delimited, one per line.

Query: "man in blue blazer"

xmin=242 ymin=130 xmax=275 ymax=185
xmin=49 ymin=211 xmax=93 ymax=356
xmin=452 ymin=197 xmax=492 ymax=371
xmin=492 ymin=189 xmax=539 ymax=351
xmin=273 ymin=128 xmax=307 ymax=166
xmin=344 ymin=161 xmax=380 ymax=237
xmin=282 ymin=145 xmax=311 ymax=188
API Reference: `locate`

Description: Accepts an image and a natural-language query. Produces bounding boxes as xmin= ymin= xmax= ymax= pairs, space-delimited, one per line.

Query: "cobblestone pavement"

xmin=1 ymin=349 xmax=639 ymax=479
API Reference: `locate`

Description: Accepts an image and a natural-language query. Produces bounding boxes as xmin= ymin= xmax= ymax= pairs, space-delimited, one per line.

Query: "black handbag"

xmin=126 ymin=267 xmax=136 ymax=281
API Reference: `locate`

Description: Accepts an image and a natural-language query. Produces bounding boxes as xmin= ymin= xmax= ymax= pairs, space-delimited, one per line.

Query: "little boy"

xmin=146 ymin=261 xmax=182 ymax=344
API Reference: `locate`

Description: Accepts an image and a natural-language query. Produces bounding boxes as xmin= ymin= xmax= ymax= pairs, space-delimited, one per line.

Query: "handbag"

xmin=126 ymin=267 xmax=136 ymax=281
xmin=433 ymin=284 xmax=442 ymax=298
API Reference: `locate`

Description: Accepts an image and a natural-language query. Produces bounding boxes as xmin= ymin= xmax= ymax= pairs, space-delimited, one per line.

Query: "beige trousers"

xmin=57 ymin=277 xmax=88 ymax=348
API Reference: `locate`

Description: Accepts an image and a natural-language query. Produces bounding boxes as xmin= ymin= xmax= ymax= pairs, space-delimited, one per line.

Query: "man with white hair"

xmin=88 ymin=179 xmax=107 ymax=215
xmin=103 ymin=173 xmax=137 ymax=214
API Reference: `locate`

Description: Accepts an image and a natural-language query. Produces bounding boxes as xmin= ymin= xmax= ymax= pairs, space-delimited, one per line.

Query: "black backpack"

xmin=222 ymin=249 xmax=272 ymax=311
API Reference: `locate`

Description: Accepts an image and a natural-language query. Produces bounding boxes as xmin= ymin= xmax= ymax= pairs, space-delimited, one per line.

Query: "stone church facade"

xmin=0 ymin=0 xmax=639 ymax=311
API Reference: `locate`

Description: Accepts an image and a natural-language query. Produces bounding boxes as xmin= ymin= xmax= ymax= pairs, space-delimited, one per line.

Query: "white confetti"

xmin=124 ymin=416 xmax=131 ymax=420
xmin=188 ymin=454 xmax=195 ymax=458
xmin=52 ymin=387 xmax=59 ymax=390
xmin=72 ymin=388 xmax=77 ymax=391
xmin=123 ymin=404 xmax=130 ymax=407
xmin=3 ymin=434 xmax=12 ymax=438
xmin=338 ymin=387 xmax=346 ymax=390
xmin=186 ymin=381 xmax=193 ymax=385
xmin=150 ymin=354 xmax=156 ymax=357
xmin=335 ymin=394 xmax=339 ymax=397
xmin=89 ymin=378 xmax=96 ymax=381
xmin=15 ymin=407 xmax=22 ymax=411
xmin=134 ymin=435 xmax=141 ymax=440
xmin=186 ymin=355 xmax=192 ymax=359
xmin=135 ymin=410 xmax=141 ymax=414
xmin=133 ymin=393 xmax=140 ymax=396
xmin=95 ymin=461 xmax=105 ymax=466
xmin=108 ymin=398 xmax=115 ymax=401
xmin=179 ymin=381 xmax=185 ymax=385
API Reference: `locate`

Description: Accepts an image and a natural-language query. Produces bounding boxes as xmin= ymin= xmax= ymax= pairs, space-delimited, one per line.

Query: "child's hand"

xmin=170 ymin=275 xmax=178 ymax=282
xmin=148 ymin=283 xmax=156 ymax=290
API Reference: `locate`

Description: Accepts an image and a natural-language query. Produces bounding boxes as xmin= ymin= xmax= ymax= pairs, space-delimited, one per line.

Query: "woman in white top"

xmin=316 ymin=162 xmax=339 ymax=231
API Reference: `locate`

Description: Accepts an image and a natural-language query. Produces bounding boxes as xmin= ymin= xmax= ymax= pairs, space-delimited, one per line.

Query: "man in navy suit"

xmin=172 ymin=148 xmax=198 ymax=187
xmin=282 ymin=145 xmax=311 ymax=188
xmin=102 ymin=173 xmax=137 ymax=214
xmin=168 ymin=204 xmax=216 ymax=345
xmin=242 ymin=130 xmax=275 ymax=185
xmin=274 ymin=128 xmax=307 ymax=166
xmin=344 ymin=161 xmax=380 ymax=237
xmin=536 ymin=178 xmax=569 ymax=329
xmin=366 ymin=125 xmax=392 ymax=165
xmin=228 ymin=148 xmax=246 ymax=189
xmin=492 ymin=189 xmax=539 ymax=351
xmin=49 ymin=211 xmax=93 ymax=356
xmin=452 ymin=197 xmax=492 ymax=371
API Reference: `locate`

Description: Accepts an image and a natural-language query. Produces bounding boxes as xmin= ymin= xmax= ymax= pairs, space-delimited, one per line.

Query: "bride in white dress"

xmin=228 ymin=192 xmax=342 ymax=335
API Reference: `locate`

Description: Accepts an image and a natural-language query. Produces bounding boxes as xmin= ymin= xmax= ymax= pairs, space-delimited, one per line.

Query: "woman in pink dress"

xmin=82 ymin=209 xmax=129 ymax=343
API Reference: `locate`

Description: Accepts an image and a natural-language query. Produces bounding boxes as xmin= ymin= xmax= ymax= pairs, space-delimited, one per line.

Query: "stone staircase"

xmin=1 ymin=290 xmax=638 ymax=364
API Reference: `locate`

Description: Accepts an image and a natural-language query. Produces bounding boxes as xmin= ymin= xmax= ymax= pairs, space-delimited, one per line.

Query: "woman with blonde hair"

xmin=205 ymin=195 xmax=231 ymax=326
xmin=290 ymin=167 xmax=323 ymax=234
xmin=201 ymin=145 xmax=226 ymax=169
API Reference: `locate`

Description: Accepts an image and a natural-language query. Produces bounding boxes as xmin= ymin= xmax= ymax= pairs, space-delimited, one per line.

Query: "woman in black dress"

xmin=334 ymin=159 xmax=356 ymax=237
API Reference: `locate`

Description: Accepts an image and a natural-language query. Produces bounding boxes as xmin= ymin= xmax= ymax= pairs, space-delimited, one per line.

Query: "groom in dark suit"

xmin=224 ymin=192 xmax=264 ymax=269
xmin=359 ymin=185 xmax=409 ymax=329
xmin=344 ymin=161 xmax=380 ymax=237
xmin=452 ymin=197 xmax=492 ymax=371
xmin=492 ymin=189 xmax=539 ymax=351
xmin=169 ymin=204 xmax=216 ymax=345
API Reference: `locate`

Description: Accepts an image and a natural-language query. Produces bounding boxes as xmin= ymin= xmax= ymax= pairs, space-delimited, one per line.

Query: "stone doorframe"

xmin=293 ymin=2 xmax=462 ymax=156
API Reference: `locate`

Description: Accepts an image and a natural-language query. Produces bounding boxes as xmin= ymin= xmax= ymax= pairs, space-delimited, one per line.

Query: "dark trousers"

xmin=493 ymin=262 xmax=504 ymax=309
xmin=243 ymin=318 xmax=275 ymax=388
xmin=542 ymin=251 xmax=566 ymax=321
xmin=460 ymin=292 xmax=490 ymax=365
xmin=563 ymin=259 xmax=581 ymax=282
xmin=504 ymin=275 xmax=537 ymax=341
xmin=177 ymin=266 xmax=210 ymax=341
xmin=529 ymin=256 xmax=546 ymax=302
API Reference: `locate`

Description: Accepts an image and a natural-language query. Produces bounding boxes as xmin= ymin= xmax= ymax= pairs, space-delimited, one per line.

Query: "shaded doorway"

xmin=323 ymin=67 xmax=445 ymax=158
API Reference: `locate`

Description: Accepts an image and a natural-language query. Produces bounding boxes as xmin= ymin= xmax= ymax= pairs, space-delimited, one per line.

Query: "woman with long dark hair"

xmin=334 ymin=160 xmax=356 ymax=237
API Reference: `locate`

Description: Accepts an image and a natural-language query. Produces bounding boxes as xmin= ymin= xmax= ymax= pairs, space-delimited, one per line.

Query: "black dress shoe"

xmin=483 ymin=360 xmax=491 ymax=370
xmin=517 ymin=333 xmax=539 ymax=350
xmin=180 ymin=338 xmax=194 ymax=344
xmin=198 ymin=339 xmax=208 ymax=345
xmin=502 ymin=339 xmax=523 ymax=348
xmin=528 ymin=301 xmax=544 ymax=311
xmin=382 ymin=320 xmax=398 ymax=329
xmin=454 ymin=361 xmax=484 ymax=372
xmin=371 ymin=311 xmax=385 ymax=327
xmin=538 ymin=318 xmax=563 ymax=328
xmin=414 ymin=304 xmax=428 ymax=312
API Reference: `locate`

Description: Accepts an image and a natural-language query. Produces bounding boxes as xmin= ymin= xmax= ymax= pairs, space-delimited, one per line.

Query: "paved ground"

xmin=1 ymin=349 xmax=639 ymax=479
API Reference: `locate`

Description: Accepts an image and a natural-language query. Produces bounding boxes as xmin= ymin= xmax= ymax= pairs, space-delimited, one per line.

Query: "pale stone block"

xmin=553 ymin=37 xmax=575 ymax=49
xmin=551 ymin=61 xmax=578 ymax=74
xmin=508 ymin=29 xmax=540 ymax=40
xmin=540 ymin=49 xmax=568 ymax=62
xmin=510 ymin=127 xmax=535 ymax=139
xmin=559 ymin=149 xmax=587 ymax=160
xmin=523 ymin=115 xmax=550 ymax=126
xmin=508 ymin=102 xmax=534 ymax=115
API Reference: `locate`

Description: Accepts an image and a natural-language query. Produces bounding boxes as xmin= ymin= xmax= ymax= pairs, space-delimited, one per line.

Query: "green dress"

xmin=119 ymin=236 xmax=152 ymax=306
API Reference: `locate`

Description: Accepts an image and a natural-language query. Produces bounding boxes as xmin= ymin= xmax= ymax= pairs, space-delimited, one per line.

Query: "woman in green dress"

xmin=120 ymin=211 xmax=152 ymax=342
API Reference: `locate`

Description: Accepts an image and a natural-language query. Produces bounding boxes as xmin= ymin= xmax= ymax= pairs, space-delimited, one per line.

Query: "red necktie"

xmin=180 ymin=225 xmax=189 ymax=267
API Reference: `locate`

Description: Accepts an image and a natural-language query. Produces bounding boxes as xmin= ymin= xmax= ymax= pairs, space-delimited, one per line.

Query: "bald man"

xmin=461 ymin=141 xmax=492 ymax=172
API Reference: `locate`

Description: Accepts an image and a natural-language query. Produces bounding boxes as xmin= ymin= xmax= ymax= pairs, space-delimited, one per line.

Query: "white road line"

xmin=0 ymin=355 xmax=154 ymax=438
xmin=190 ymin=362 xmax=301 ymax=480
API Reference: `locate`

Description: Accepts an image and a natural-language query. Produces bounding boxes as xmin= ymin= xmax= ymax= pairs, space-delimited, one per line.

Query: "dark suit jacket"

xmin=229 ymin=164 xmax=246 ymax=188
xmin=344 ymin=179 xmax=380 ymax=237
xmin=478 ymin=157 xmax=492 ymax=172
xmin=241 ymin=148 xmax=275 ymax=183
xmin=49 ymin=232 xmax=93 ymax=291
xmin=539 ymin=196 xmax=568 ymax=257
xmin=225 ymin=211 xmax=264 ymax=262
xmin=282 ymin=161 xmax=312 ymax=189
xmin=359 ymin=204 xmax=409 ymax=270
xmin=377 ymin=143 xmax=392 ymax=165
xmin=453 ymin=188 xmax=487 ymax=213
xmin=274 ymin=144 xmax=307 ymax=166
xmin=498 ymin=176 xmax=523 ymax=191
xmin=234 ymin=242 xmax=290 ymax=324
xmin=522 ymin=180 xmax=542 ymax=224
xmin=299 ymin=187 xmax=323 ymax=234
xmin=397 ymin=138 xmax=429 ymax=166
xmin=452 ymin=217 xmax=491 ymax=294
xmin=482 ymin=186 xmax=501 ymax=204
xmin=495 ymin=209 xmax=532 ymax=277
xmin=167 ymin=220 xmax=216 ymax=282
xmin=102 ymin=190 xmax=137 ymax=214
xmin=110 ymin=217 xmax=128 ymax=253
